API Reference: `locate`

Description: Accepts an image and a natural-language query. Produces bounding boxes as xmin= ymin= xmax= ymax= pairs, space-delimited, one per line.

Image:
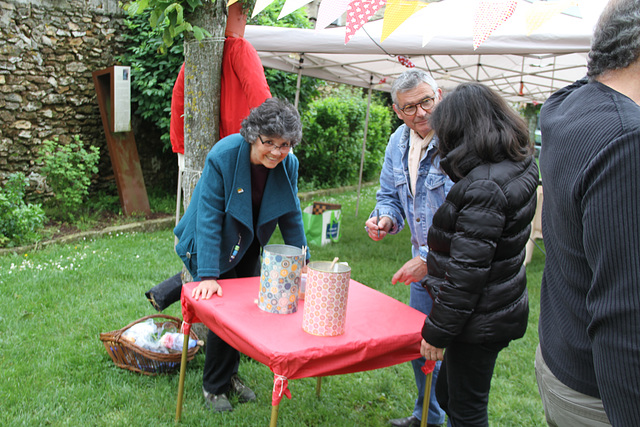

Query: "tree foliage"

xmin=122 ymin=0 xmax=211 ymax=51
xmin=297 ymin=87 xmax=392 ymax=190
xmin=0 ymin=173 xmax=46 ymax=248
xmin=117 ymin=11 xmax=184 ymax=149
xmin=37 ymin=136 xmax=101 ymax=222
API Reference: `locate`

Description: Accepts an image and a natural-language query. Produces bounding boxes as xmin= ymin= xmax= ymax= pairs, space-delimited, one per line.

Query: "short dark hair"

xmin=240 ymin=98 xmax=303 ymax=146
xmin=431 ymin=82 xmax=532 ymax=178
xmin=587 ymin=0 xmax=640 ymax=80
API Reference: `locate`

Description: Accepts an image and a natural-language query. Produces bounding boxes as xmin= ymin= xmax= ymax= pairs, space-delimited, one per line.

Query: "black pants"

xmin=436 ymin=340 xmax=510 ymax=427
xmin=145 ymin=272 xmax=183 ymax=312
xmin=202 ymin=237 xmax=261 ymax=395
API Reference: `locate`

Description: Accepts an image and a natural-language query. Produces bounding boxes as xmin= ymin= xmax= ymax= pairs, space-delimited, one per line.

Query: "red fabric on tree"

xmin=220 ymin=37 xmax=272 ymax=138
xmin=170 ymin=63 xmax=186 ymax=154
xmin=169 ymin=37 xmax=272 ymax=154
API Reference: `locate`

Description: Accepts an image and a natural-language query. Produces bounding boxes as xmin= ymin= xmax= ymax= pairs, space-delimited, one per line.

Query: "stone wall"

xmin=0 ymin=0 xmax=176 ymax=201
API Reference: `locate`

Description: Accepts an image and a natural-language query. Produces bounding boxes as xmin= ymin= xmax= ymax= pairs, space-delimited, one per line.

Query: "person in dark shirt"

xmin=537 ymin=0 xmax=640 ymax=425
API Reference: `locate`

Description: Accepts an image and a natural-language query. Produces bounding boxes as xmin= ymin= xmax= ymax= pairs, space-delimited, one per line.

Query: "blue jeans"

xmin=410 ymin=282 xmax=446 ymax=424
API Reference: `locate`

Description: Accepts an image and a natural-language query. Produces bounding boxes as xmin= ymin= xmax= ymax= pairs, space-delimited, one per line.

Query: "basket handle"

xmin=112 ymin=314 xmax=182 ymax=340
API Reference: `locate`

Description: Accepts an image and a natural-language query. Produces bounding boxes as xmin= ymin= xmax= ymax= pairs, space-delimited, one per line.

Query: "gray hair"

xmin=391 ymin=69 xmax=439 ymax=105
xmin=587 ymin=0 xmax=640 ymax=80
xmin=240 ymin=98 xmax=303 ymax=146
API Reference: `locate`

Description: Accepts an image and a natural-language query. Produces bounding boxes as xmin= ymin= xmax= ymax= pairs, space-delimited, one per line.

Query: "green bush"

xmin=297 ymin=89 xmax=391 ymax=190
xmin=37 ymin=136 xmax=100 ymax=222
xmin=0 ymin=172 xmax=46 ymax=247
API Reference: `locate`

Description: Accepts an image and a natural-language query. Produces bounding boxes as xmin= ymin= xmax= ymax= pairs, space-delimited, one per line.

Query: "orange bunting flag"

xmin=473 ymin=0 xmax=518 ymax=50
xmin=525 ymin=0 xmax=576 ymax=35
xmin=345 ymin=0 xmax=388 ymax=44
xmin=381 ymin=0 xmax=427 ymax=43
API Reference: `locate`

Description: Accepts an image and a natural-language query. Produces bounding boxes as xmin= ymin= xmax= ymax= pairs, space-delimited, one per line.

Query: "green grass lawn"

xmin=0 ymin=186 xmax=546 ymax=426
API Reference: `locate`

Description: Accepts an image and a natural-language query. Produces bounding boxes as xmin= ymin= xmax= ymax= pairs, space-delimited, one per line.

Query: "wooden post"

xmin=175 ymin=332 xmax=190 ymax=423
xmin=92 ymin=66 xmax=150 ymax=216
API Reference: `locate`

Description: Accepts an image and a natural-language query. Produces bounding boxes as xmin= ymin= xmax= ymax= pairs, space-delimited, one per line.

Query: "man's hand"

xmin=421 ymin=339 xmax=444 ymax=361
xmin=365 ymin=216 xmax=392 ymax=241
xmin=192 ymin=279 xmax=223 ymax=300
xmin=391 ymin=255 xmax=428 ymax=285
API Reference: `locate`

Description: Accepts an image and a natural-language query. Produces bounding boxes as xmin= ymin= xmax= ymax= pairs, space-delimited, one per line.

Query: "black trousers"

xmin=145 ymin=272 xmax=183 ymax=311
xmin=202 ymin=237 xmax=261 ymax=395
xmin=436 ymin=340 xmax=510 ymax=427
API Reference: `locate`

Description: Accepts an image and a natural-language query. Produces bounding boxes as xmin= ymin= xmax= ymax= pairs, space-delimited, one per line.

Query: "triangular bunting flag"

xmin=345 ymin=0 xmax=387 ymax=44
xmin=473 ymin=0 xmax=518 ymax=50
xmin=316 ymin=0 xmax=353 ymax=30
xmin=526 ymin=0 xmax=576 ymax=35
xmin=381 ymin=0 xmax=427 ymax=42
xmin=252 ymin=0 xmax=277 ymax=18
xmin=227 ymin=0 xmax=239 ymax=6
xmin=279 ymin=0 xmax=315 ymax=20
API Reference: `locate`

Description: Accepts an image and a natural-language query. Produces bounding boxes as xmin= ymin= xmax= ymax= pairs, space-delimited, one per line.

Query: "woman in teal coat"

xmin=174 ymin=98 xmax=309 ymax=413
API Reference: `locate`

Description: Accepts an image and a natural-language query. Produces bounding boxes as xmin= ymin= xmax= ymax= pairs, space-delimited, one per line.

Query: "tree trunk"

xmin=182 ymin=0 xmax=227 ymax=206
xmin=181 ymin=0 xmax=227 ymax=282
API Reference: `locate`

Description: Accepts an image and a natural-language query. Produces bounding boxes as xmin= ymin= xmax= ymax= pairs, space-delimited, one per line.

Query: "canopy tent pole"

xmin=294 ymin=54 xmax=304 ymax=109
xmin=355 ymin=75 xmax=374 ymax=217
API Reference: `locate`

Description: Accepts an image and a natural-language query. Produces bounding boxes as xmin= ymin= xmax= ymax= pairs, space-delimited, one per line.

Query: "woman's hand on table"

xmin=420 ymin=339 xmax=444 ymax=361
xmin=192 ymin=279 xmax=223 ymax=300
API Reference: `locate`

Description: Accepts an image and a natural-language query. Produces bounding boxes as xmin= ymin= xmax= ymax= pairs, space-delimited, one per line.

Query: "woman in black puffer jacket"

xmin=420 ymin=82 xmax=539 ymax=427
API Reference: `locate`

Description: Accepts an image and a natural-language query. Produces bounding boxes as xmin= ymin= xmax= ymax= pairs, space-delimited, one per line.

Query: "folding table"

xmin=176 ymin=277 xmax=426 ymax=426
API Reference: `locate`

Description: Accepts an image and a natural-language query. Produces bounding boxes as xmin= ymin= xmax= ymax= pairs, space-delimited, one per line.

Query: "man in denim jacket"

xmin=365 ymin=69 xmax=453 ymax=427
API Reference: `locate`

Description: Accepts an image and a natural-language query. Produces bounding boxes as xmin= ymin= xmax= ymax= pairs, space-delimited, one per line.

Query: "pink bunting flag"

xmin=473 ymin=0 xmax=517 ymax=50
xmin=316 ymin=0 xmax=353 ymax=30
xmin=345 ymin=0 xmax=387 ymax=44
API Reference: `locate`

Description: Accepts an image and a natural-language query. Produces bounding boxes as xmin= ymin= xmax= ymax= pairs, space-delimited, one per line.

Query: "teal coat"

xmin=174 ymin=134 xmax=308 ymax=280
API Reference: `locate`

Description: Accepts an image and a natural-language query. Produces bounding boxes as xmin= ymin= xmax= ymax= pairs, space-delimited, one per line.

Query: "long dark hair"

xmin=431 ymin=83 xmax=532 ymax=178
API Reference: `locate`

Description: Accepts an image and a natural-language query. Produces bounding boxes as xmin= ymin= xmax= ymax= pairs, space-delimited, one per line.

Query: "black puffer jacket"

xmin=421 ymin=150 xmax=538 ymax=348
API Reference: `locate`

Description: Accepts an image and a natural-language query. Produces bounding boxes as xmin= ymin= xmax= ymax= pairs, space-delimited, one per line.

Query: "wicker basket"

xmin=100 ymin=314 xmax=201 ymax=375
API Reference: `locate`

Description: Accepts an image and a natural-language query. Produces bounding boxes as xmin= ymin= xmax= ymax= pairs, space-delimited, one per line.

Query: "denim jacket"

xmin=372 ymin=124 xmax=453 ymax=260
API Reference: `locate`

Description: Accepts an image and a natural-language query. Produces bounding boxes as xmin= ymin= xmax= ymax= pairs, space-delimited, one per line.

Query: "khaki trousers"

xmin=535 ymin=345 xmax=611 ymax=426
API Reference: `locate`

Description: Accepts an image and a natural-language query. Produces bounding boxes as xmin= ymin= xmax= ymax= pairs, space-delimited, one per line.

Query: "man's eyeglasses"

xmin=258 ymin=135 xmax=291 ymax=153
xmin=399 ymin=97 xmax=436 ymax=116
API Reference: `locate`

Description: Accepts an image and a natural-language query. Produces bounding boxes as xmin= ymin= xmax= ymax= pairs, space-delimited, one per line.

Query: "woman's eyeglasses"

xmin=258 ymin=135 xmax=291 ymax=153
xmin=399 ymin=97 xmax=436 ymax=116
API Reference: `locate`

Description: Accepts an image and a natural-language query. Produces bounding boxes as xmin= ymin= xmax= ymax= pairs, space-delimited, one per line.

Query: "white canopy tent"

xmin=244 ymin=0 xmax=607 ymax=212
xmin=245 ymin=0 xmax=607 ymax=103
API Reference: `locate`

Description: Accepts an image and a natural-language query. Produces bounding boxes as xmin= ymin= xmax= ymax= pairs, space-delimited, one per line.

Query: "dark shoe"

xmin=389 ymin=415 xmax=420 ymax=427
xmin=229 ymin=374 xmax=256 ymax=403
xmin=203 ymin=388 xmax=233 ymax=412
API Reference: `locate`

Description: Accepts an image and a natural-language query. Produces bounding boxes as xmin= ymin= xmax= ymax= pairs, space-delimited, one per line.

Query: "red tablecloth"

xmin=181 ymin=277 xmax=424 ymax=405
